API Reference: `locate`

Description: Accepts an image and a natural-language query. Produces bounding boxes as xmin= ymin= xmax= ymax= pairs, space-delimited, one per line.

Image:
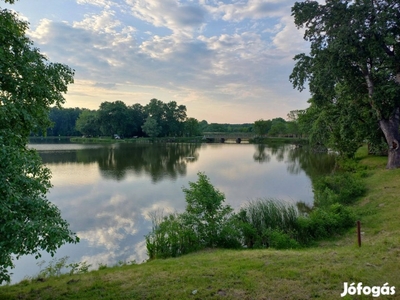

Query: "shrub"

xmin=264 ymin=228 xmax=300 ymax=249
xmin=313 ymin=173 xmax=366 ymax=207
xmin=182 ymin=172 xmax=238 ymax=248
xmin=295 ymin=204 xmax=356 ymax=244
xmin=146 ymin=172 xmax=241 ymax=259
xmin=145 ymin=212 xmax=200 ymax=259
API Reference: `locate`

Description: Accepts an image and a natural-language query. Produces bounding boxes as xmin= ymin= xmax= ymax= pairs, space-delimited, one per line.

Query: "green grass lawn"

xmin=1 ymin=148 xmax=399 ymax=299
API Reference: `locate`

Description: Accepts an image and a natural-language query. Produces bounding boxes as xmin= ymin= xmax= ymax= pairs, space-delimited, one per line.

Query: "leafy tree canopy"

xmin=290 ymin=0 xmax=400 ymax=167
xmin=141 ymin=116 xmax=161 ymax=140
xmin=0 ymin=3 xmax=78 ymax=283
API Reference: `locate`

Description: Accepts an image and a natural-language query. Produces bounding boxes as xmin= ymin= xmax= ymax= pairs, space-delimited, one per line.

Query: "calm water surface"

xmin=10 ymin=142 xmax=335 ymax=283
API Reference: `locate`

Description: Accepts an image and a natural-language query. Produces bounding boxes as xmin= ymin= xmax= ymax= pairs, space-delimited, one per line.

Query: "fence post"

xmin=357 ymin=220 xmax=361 ymax=247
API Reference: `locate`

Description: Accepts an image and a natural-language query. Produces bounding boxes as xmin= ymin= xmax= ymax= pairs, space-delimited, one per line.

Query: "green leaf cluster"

xmin=290 ymin=0 xmax=400 ymax=166
xmin=145 ymin=173 xmax=241 ymax=259
xmin=0 ymin=3 xmax=78 ymax=283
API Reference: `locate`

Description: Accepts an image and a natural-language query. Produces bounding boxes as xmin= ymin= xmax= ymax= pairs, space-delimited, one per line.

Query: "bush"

xmin=263 ymin=228 xmax=300 ymax=249
xmin=182 ymin=172 xmax=236 ymax=248
xmin=295 ymin=204 xmax=356 ymax=244
xmin=146 ymin=172 xmax=241 ymax=259
xmin=313 ymin=173 xmax=366 ymax=207
xmin=145 ymin=212 xmax=200 ymax=259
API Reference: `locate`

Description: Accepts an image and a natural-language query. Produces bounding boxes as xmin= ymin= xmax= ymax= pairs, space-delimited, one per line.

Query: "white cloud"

xmin=272 ymin=15 xmax=308 ymax=55
xmin=73 ymin=10 xmax=121 ymax=34
xmin=126 ymin=0 xmax=207 ymax=36
xmin=203 ymin=0 xmax=293 ymax=22
xmin=76 ymin=0 xmax=115 ymax=8
xmin=21 ymin=0 xmax=311 ymax=122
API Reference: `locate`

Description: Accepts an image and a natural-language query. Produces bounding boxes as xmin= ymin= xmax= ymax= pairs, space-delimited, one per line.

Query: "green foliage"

xmin=36 ymin=257 xmax=91 ymax=279
xmin=98 ymin=263 xmax=108 ymax=270
xmin=75 ymin=109 xmax=100 ymax=137
xmin=290 ymin=0 xmax=400 ymax=167
xmin=37 ymin=257 xmax=69 ymax=278
xmin=253 ymin=118 xmax=293 ymax=138
xmin=296 ymin=204 xmax=356 ymax=245
xmin=46 ymin=107 xmax=83 ymax=136
xmin=237 ymin=195 xmax=356 ymax=249
xmin=184 ymin=117 xmax=202 ymax=136
xmin=268 ymin=118 xmax=288 ymax=137
xmin=97 ymin=101 xmax=132 ymax=137
xmin=144 ymin=99 xmax=186 ymax=137
xmin=295 ymin=95 xmax=378 ymax=157
xmin=236 ymin=199 xmax=300 ymax=249
xmin=141 ymin=116 xmax=161 ymax=140
xmin=182 ymin=172 xmax=236 ymax=248
xmin=75 ymin=102 xmax=145 ymax=138
xmin=146 ymin=171 xmax=361 ymax=257
xmin=263 ymin=228 xmax=300 ymax=250
xmin=202 ymin=122 xmax=253 ymax=133
xmin=253 ymin=119 xmax=271 ymax=136
xmin=68 ymin=261 xmax=92 ymax=275
xmin=313 ymin=173 xmax=366 ymax=207
xmin=0 ymin=4 xmax=78 ymax=283
xmin=146 ymin=173 xmax=241 ymax=259
xmin=146 ymin=212 xmax=200 ymax=259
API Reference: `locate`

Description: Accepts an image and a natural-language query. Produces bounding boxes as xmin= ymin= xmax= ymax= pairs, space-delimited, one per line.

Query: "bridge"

xmin=202 ymin=133 xmax=253 ymax=143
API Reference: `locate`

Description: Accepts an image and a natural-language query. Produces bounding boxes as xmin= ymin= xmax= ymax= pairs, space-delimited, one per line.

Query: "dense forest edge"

xmin=1 ymin=146 xmax=399 ymax=299
xmin=32 ymin=100 xmax=303 ymax=142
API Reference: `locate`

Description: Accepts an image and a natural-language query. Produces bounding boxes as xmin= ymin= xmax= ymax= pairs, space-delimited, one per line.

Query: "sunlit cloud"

xmin=8 ymin=0 xmax=312 ymax=122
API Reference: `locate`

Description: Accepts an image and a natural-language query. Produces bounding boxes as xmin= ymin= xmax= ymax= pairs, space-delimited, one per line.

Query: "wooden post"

xmin=357 ymin=220 xmax=361 ymax=247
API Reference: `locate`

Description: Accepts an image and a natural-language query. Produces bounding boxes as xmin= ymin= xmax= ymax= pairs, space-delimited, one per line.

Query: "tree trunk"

xmin=379 ymin=107 xmax=400 ymax=169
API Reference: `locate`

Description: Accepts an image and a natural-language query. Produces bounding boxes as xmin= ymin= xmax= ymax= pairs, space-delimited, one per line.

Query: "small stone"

xmin=192 ymin=290 xmax=198 ymax=295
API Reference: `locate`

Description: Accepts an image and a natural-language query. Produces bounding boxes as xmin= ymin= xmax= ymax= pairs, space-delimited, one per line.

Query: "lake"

xmin=10 ymin=141 xmax=335 ymax=283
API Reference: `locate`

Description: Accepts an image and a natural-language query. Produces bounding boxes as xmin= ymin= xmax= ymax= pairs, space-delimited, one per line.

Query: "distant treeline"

xmin=37 ymin=99 xmax=299 ymax=138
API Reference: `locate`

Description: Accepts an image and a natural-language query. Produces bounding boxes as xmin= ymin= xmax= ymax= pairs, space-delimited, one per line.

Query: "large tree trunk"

xmin=379 ymin=107 xmax=400 ymax=169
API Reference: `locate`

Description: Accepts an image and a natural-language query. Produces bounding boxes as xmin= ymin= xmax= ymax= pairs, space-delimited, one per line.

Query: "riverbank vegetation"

xmin=145 ymin=166 xmax=362 ymax=259
xmin=37 ymin=102 xmax=299 ymax=140
xmin=1 ymin=147 xmax=399 ymax=299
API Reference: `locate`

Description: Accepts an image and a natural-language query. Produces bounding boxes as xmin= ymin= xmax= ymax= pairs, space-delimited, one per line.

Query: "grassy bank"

xmin=1 ymin=148 xmax=399 ymax=299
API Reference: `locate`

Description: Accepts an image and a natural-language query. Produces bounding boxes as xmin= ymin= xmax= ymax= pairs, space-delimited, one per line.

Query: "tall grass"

xmin=237 ymin=199 xmax=301 ymax=249
xmin=240 ymin=198 xmax=299 ymax=232
xmin=237 ymin=198 xmax=356 ymax=249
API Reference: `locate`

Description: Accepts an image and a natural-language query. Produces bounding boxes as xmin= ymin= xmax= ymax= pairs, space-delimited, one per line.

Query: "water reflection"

xmin=39 ymin=143 xmax=201 ymax=182
xmin=253 ymin=144 xmax=271 ymax=163
xmin=252 ymin=143 xmax=336 ymax=177
xmin=285 ymin=146 xmax=336 ymax=177
xmin=10 ymin=142 xmax=334 ymax=284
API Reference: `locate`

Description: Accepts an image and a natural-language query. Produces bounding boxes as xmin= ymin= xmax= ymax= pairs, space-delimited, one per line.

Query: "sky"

xmin=4 ymin=0 xmax=313 ymax=123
